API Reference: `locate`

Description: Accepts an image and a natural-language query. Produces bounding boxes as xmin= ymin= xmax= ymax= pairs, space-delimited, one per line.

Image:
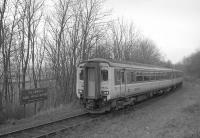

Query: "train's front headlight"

xmin=78 ymin=89 xmax=83 ymax=94
xmin=101 ymin=91 xmax=109 ymax=95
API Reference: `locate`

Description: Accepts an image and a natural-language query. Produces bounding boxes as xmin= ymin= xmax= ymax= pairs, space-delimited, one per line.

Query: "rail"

xmin=0 ymin=111 xmax=89 ymax=138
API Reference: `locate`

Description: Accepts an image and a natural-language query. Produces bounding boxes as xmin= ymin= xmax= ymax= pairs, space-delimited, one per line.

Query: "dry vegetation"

xmin=181 ymin=50 xmax=200 ymax=78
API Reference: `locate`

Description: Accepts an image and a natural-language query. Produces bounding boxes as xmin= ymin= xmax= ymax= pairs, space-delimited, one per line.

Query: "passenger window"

xmin=144 ymin=73 xmax=150 ymax=81
xmin=173 ymin=72 xmax=176 ymax=78
xmin=169 ymin=72 xmax=173 ymax=78
xmin=131 ymin=72 xmax=136 ymax=82
xmin=136 ymin=72 xmax=143 ymax=82
xmin=160 ymin=73 xmax=163 ymax=79
xmin=165 ymin=72 xmax=168 ymax=79
xmin=121 ymin=72 xmax=125 ymax=84
xmin=79 ymin=70 xmax=84 ymax=80
xmin=101 ymin=70 xmax=108 ymax=81
xmin=127 ymin=72 xmax=132 ymax=84
xmin=115 ymin=70 xmax=121 ymax=85
xmin=136 ymin=76 xmax=143 ymax=81
xmin=150 ymin=73 xmax=155 ymax=80
xmin=156 ymin=73 xmax=160 ymax=80
xmin=160 ymin=73 xmax=164 ymax=80
xmin=178 ymin=72 xmax=182 ymax=78
xmin=126 ymin=71 xmax=135 ymax=84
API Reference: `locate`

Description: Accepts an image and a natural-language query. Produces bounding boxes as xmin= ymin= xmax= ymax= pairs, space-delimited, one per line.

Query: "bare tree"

xmin=133 ymin=38 xmax=162 ymax=64
xmin=108 ymin=19 xmax=162 ymax=65
xmin=45 ymin=0 xmax=72 ymax=105
xmin=0 ymin=0 xmax=7 ymax=114
xmin=79 ymin=0 xmax=109 ymax=60
xmin=17 ymin=0 xmax=44 ymax=89
xmin=44 ymin=0 xmax=109 ymax=104
xmin=110 ymin=19 xmax=139 ymax=61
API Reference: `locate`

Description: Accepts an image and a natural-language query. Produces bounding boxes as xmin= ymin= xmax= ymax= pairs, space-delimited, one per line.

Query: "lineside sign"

xmin=20 ymin=88 xmax=48 ymax=104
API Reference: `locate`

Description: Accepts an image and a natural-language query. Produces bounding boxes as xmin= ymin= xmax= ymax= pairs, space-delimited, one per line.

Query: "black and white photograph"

xmin=0 ymin=0 xmax=200 ymax=137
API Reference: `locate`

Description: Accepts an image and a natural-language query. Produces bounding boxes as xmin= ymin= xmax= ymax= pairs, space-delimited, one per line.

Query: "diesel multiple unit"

xmin=76 ymin=58 xmax=183 ymax=113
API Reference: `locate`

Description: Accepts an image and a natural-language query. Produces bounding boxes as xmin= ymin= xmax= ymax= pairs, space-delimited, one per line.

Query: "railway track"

xmin=0 ymin=111 xmax=98 ymax=138
xmin=0 ymin=89 xmax=179 ymax=138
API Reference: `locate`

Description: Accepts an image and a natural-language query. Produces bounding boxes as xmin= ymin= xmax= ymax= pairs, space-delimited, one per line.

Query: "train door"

xmin=120 ymin=70 xmax=126 ymax=97
xmin=88 ymin=68 xmax=96 ymax=98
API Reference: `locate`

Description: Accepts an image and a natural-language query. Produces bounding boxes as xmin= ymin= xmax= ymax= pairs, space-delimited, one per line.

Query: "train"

xmin=76 ymin=58 xmax=183 ymax=113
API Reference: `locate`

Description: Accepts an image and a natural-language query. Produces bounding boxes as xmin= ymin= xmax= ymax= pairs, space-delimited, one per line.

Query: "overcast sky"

xmin=105 ymin=0 xmax=200 ymax=63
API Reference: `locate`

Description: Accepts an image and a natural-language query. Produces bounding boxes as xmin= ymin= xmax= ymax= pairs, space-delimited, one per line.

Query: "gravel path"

xmin=64 ymin=82 xmax=200 ymax=138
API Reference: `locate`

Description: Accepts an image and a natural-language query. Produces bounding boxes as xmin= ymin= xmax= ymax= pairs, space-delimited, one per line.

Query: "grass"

xmin=182 ymin=103 xmax=200 ymax=115
xmin=0 ymin=100 xmax=83 ymax=131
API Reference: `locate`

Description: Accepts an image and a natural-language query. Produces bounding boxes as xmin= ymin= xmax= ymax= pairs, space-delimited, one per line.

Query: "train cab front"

xmin=76 ymin=60 xmax=110 ymax=113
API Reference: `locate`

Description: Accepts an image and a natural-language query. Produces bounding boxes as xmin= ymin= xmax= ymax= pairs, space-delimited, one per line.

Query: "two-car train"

xmin=76 ymin=58 xmax=183 ymax=113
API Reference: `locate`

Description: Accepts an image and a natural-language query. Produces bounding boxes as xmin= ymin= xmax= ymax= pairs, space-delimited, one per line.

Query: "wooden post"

xmin=24 ymin=104 xmax=26 ymax=117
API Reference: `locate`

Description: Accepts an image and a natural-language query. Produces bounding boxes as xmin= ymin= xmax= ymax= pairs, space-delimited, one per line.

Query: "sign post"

xmin=24 ymin=104 xmax=26 ymax=117
xmin=34 ymin=102 xmax=37 ymax=115
xmin=20 ymin=88 xmax=48 ymax=116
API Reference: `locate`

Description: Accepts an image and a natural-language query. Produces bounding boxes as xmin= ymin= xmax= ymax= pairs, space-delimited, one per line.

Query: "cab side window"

xmin=101 ymin=70 xmax=108 ymax=81
xmin=79 ymin=70 xmax=84 ymax=80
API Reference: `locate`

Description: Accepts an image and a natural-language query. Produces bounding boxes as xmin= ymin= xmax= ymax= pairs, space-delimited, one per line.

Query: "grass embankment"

xmin=159 ymin=77 xmax=200 ymax=138
xmin=0 ymin=100 xmax=83 ymax=130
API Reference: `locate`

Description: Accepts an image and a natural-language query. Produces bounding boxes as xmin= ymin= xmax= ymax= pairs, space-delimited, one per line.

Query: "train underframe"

xmin=80 ymin=82 xmax=183 ymax=113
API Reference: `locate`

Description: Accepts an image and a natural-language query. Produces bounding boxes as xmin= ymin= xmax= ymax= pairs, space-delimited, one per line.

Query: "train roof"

xmin=79 ymin=58 xmax=182 ymax=72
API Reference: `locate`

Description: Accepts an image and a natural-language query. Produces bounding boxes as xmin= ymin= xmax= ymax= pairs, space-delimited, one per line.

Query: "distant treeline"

xmin=180 ymin=50 xmax=200 ymax=78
